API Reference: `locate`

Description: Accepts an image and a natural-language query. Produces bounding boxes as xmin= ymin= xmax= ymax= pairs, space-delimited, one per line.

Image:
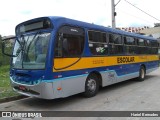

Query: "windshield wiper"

xmin=21 ymin=35 xmax=28 ymax=69
xmin=21 ymin=32 xmax=40 ymax=69
xmin=26 ymin=31 xmax=41 ymax=56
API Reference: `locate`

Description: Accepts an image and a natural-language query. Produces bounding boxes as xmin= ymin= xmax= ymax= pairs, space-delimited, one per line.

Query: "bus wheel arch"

xmin=138 ymin=65 xmax=146 ymax=81
xmin=91 ymin=71 xmax=102 ymax=86
xmin=83 ymin=71 xmax=102 ymax=97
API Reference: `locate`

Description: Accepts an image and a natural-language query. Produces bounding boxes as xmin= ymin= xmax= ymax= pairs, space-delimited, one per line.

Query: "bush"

xmin=0 ymin=35 xmax=11 ymax=66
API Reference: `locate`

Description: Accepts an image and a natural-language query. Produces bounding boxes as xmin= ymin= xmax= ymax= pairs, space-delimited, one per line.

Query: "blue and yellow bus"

xmin=2 ymin=16 xmax=159 ymax=99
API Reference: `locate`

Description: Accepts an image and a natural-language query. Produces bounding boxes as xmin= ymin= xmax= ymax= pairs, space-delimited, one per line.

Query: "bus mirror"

xmin=2 ymin=36 xmax=16 ymax=57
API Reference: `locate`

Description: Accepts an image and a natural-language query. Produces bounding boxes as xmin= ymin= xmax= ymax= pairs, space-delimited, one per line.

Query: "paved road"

xmin=0 ymin=68 xmax=160 ymax=120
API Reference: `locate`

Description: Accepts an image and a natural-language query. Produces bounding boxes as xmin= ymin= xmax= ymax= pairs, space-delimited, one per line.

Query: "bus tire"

xmin=138 ymin=66 xmax=146 ymax=81
xmin=83 ymin=74 xmax=99 ymax=98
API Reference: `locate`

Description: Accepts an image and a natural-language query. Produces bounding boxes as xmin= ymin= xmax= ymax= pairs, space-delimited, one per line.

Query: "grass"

xmin=0 ymin=65 xmax=19 ymax=99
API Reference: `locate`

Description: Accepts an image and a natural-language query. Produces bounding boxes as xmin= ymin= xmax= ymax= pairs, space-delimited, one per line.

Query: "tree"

xmin=0 ymin=35 xmax=12 ymax=66
xmin=0 ymin=34 xmax=2 ymax=66
xmin=0 ymin=34 xmax=2 ymax=46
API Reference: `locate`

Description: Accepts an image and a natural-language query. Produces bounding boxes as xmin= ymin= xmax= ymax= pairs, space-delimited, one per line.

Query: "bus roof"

xmin=17 ymin=16 xmax=157 ymax=41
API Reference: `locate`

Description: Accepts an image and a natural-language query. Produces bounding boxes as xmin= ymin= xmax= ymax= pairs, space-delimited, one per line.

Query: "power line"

xmin=115 ymin=0 xmax=122 ymax=7
xmin=124 ymin=0 xmax=160 ymax=22
xmin=117 ymin=8 xmax=154 ymax=24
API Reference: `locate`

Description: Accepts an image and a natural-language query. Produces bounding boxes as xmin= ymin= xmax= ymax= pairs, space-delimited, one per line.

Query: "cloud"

xmin=0 ymin=0 xmax=111 ymax=36
xmin=20 ymin=10 xmax=32 ymax=15
xmin=116 ymin=0 xmax=160 ymax=27
xmin=0 ymin=0 xmax=160 ymax=36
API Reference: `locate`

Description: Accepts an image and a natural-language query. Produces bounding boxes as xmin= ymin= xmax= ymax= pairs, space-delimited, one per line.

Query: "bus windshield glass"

xmin=12 ymin=32 xmax=51 ymax=69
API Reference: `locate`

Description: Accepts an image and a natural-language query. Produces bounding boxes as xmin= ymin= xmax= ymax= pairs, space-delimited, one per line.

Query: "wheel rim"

xmin=141 ymin=69 xmax=145 ymax=79
xmin=87 ymin=79 xmax=96 ymax=93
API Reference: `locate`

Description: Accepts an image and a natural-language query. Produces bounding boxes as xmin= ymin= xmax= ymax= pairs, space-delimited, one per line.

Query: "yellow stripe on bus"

xmin=53 ymin=55 xmax=159 ymax=72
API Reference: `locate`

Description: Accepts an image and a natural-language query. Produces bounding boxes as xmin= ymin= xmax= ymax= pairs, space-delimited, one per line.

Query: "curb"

xmin=0 ymin=95 xmax=28 ymax=104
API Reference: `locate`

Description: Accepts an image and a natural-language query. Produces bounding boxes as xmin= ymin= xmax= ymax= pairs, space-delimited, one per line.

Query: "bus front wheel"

xmin=83 ymin=74 xmax=99 ymax=98
xmin=138 ymin=66 xmax=146 ymax=81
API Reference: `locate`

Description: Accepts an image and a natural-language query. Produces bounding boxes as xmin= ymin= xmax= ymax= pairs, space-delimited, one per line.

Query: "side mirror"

xmin=2 ymin=36 xmax=16 ymax=57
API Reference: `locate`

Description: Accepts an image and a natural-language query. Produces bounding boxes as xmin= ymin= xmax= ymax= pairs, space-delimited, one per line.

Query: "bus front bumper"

xmin=10 ymin=77 xmax=56 ymax=99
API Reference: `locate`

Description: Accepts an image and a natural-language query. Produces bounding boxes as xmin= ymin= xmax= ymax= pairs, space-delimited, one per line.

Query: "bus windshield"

xmin=12 ymin=32 xmax=51 ymax=69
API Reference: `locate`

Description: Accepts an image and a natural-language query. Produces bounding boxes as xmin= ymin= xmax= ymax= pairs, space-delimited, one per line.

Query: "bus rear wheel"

xmin=138 ymin=66 xmax=146 ymax=81
xmin=83 ymin=74 xmax=99 ymax=98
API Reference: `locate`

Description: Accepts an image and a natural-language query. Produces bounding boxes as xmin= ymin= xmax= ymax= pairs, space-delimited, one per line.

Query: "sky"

xmin=0 ymin=0 xmax=160 ymax=36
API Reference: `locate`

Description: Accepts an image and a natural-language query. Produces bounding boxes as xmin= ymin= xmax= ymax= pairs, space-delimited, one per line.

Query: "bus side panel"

xmin=101 ymin=62 xmax=141 ymax=87
xmin=101 ymin=70 xmax=117 ymax=86
xmin=146 ymin=61 xmax=159 ymax=74
xmin=53 ymin=75 xmax=87 ymax=98
xmin=101 ymin=69 xmax=139 ymax=87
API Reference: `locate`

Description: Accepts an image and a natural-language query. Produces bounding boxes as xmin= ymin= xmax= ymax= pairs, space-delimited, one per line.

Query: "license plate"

xmin=19 ymin=85 xmax=26 ymax=91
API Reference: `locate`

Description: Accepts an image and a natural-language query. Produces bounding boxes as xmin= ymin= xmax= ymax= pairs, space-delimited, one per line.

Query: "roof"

xmin=140 ymin=27 xmax=160 ymax=34
xmin=2 ymin=35 xmax=15 ymax=40
xmin=49 ymin=16 xmax=157 ymax=41
xmin=17 ymin=16 xmax=157 ymax=41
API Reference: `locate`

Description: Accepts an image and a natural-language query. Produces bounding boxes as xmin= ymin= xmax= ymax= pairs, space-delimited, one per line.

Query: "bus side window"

xmin=158 ymin=43 xmax=160 ymax=55
xmin=124 ymin=36 xmax=137 ymax=55
xmin=88 ymin=30 xmax=108 ymax=56
xmin=150 ymin=41 xmax=158 ymax=54
xmin=63 ymin=37 xmax=81 ymax=56
xmin=108 ymin=33 xmax=123 ymax=55
xmin=137 ymin=39 xmax=146 ymax=54
xmin=55 ymin=26 xmax=85 ymax=57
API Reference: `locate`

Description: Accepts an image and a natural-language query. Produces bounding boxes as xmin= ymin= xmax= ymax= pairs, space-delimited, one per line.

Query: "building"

xmin=118 ymin=26 xmax=149 ymax=33
xmin=2 ymin=35 xmax=15 ymax=40
xmin=139 ymin=27 xmax=160 ymax=39
xmin=118 ymin=26 xmax=160 ymax=43
xmin=139 ymin=26 xmax=160 ymax=45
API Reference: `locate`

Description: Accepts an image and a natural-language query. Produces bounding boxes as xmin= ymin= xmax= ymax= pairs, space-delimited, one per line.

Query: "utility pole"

xmin=111 ymin=0 xmax=116 ymax=28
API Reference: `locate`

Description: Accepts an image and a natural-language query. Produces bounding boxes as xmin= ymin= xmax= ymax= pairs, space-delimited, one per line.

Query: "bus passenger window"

xmin=158 ymin=43 xmax=160 ymax=54
xmin=108 ymin=33 xmax=123 ymax=55
xmin=124 ymin=37 xmax=137 ymax=55
xmin=63 ymin=37 xmax=81 ymax=56
xmin=89 ymin=43 xmax=108 ymax=55
xmin=55 ymin=26 xmax=85 ymax=57
xmin=150 ymin=41 xmax=158 ymax=54
xmin=137 ymin=39 xmax=146 ymax=54
xmin=88 ymin=30 xmax=108 ymax=56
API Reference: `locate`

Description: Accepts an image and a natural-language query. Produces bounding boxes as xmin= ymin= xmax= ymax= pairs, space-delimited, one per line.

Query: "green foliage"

xmin=0 ymin=65 xmax=10 ymax=87
xmin=0 ymin=35 xmax=18 ymax=99
xmin=0 ymin=35 xmax=2 ymax=66
xmin=0 ymin=35 xmax=12 ymax=66
xmin=0 ymin=65 xmax=19 ymax=99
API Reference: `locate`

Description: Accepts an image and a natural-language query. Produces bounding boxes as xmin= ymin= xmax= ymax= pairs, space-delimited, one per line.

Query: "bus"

xmin=2 ymin=16 xmax=159 ymax=99
xmin=159 ymin=50 xmax=160 ymax=65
